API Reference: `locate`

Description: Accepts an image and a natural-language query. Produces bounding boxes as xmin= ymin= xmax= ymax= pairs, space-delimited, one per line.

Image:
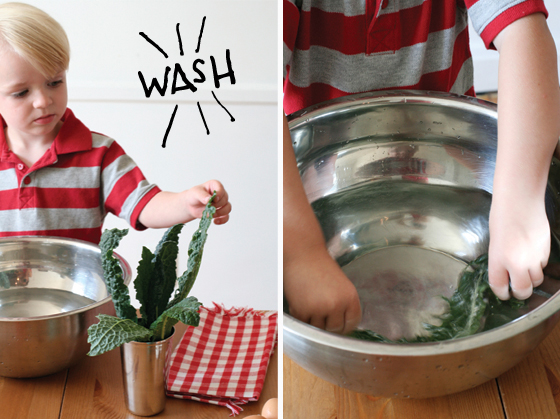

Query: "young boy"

xmin=0 ymin=2 xmax=231 ymax=244
xmin=283 ymin=0 xmax=560 ymax=334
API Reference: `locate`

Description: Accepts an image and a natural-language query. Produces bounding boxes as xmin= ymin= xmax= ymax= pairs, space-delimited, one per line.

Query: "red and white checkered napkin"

xmin=165 ymin=303 xmax=278 ymax=416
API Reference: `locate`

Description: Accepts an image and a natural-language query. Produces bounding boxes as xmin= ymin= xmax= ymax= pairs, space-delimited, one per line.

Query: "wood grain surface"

xmin=0 ymin=321 xmax=277 ymax=419
xmin=0 ymin=370 xmax=67 ymax=419
xmin=60 ymin=334 xmax=278 ymax=418
xmin=284 ymin=320 xmax=560 ymax=419
xmin=59 ymin=321 xmax=278 ymax=418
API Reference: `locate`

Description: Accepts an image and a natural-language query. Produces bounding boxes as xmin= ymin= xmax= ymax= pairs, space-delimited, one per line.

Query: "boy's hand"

xmin=284 ymin=245 xmax=362 ymax=334
xmin=283 ymin=112 xmax=361 ymax=335
xmin=138 ymin=180 xmax=231 ymax=228
xmin=488 ymin=13 xmax=560 ymax=300
xmin=183 ymin=180 xmax=231 ymax=225
xmin=488 ymin=195 xmax=549 ymax=300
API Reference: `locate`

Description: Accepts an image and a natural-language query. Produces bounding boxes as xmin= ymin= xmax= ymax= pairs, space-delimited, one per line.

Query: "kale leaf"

xmin=99 ymin=229 xmax=137 ymax=322
xmin=87 ymin=314 xmax=152 ymax=356
xmin=152 ymin=224 xmax=183 ymax=321
xmin=168 ymin=192 xmax=216 ymax=308
xmin=350 ymin=254 xmax=526 ymax=343
xmin=149 ymin=296 xmax=202 ymax=341
xmin=135 ymin=224 xmax=183 ymax=328
xmin=134 ymin=246 xmax=157 ymax=328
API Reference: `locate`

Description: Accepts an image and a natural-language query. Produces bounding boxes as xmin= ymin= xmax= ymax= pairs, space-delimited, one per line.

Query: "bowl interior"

xmin=289 ymin=91 xmax=560 ymax=342
xmin=0 ymin=237 xmax=128 ymax=319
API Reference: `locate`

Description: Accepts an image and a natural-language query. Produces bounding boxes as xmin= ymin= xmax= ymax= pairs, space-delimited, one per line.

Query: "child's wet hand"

xmin=284 ymin=247 xmax=362 ymax=335
xmin=488 ymin=198 xmax=549 ymax=300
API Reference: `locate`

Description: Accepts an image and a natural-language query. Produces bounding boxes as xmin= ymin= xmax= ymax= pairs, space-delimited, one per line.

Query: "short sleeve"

xmin=97 ymin=134 xmax=161 ymax=230
xmin=284 ymin=0 xmax=301 ymax=81
xmin=465 ymin=0 xmax=548 ymax=49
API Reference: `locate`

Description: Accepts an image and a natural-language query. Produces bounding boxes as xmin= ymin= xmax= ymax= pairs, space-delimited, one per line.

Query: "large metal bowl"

xmin=284 ymin=90 xmax=560 ymax=398
xmin=0 ymin=236 xmax=131 ymax=378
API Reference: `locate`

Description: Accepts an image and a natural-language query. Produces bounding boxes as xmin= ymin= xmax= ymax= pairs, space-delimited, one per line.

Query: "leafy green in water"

xmin=350 ymin=254 xmax=526 ymax=343
xmin=87 ymin=192 xmax=216 ymax=355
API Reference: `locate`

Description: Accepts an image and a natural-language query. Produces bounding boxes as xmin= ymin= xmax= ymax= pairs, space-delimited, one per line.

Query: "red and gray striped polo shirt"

xmin=0 ymin=108 xmax=161 ymax=244
xmin=283 ymin=0 xmax=548 ymax=114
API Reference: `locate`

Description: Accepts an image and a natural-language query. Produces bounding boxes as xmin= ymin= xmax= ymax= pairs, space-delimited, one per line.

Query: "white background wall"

xmin=21 ymin=0 xmax=279 ymax=310
xmin=469 ymin=0 xmax=560 ymax=93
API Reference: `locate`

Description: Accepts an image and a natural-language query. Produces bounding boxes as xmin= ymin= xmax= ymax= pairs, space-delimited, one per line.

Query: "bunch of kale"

xmin=87 ymin=194 xmax=216 ymax=356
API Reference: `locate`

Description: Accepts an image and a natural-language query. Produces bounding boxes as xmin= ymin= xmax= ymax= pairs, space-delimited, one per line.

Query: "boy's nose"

xmin=33 ymin=89 xmax=52 ymax=108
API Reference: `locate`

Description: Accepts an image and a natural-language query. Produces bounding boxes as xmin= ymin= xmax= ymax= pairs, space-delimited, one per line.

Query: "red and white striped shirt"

xmin=0 ymin=108 xmax=161 ymax=244
xmin=283 ymin=0 xmax=548 ymax=114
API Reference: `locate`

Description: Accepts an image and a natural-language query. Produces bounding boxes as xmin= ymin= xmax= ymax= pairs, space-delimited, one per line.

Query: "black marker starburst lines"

xmin=139 ymin=17 xmax=235 ymax=147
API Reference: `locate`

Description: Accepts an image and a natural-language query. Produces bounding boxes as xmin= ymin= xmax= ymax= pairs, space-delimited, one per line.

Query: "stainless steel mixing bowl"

xmin=0 ymin=236 xmax=131 ymax=378
xmin=284 ymin=90 xmax=560 ymax=398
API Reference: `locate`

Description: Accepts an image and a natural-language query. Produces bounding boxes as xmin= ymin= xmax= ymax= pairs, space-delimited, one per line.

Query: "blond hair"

xmin=0 ymin=2 xmax=69 ymax=77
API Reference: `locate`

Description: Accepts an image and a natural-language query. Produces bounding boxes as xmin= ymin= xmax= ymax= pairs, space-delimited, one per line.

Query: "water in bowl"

xmin=311 ymin=179 xmax=560 ymax=341
xmin=0 ymin=288 xmax=96 ymax=318
xmin=312 ymin=179 xmax=491 ymax=268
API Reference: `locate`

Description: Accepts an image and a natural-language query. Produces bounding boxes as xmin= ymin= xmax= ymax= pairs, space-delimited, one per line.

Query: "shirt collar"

xmin=0 ymin=108 xmax=92 ymax=162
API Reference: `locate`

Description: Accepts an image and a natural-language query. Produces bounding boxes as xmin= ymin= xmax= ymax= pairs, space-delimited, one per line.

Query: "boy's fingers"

xmin=203 ymin=180 xmax=225 ymax=199
xmin=488 ymin=263 xmax=510 ymax=300
xmin=342 ymin=302 xmax=362 ymax=335
xmin=214 ymin=190 xmax=229 ymax=207
xmin=214 ymin=202 xmax=232 ymax=217
xmin=213 ymin=215 xmax=230 ymax=225
xmin=509 ymin=268 xmax=533 ymax=300
xmin=325 ymin=313 xmax=345 ymax=334
xmin=189 ymin=185 xmax=213 ymax=204
xmin=309 ymin=315 xmax=327 ymax=331
xmin=511 ymin=282 xmax=533 ymax=300
xmin=529 ymin=264 xmax=544 ymax=287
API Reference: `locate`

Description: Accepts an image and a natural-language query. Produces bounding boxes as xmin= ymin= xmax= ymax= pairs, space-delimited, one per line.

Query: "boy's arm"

xmin=283 ymin=113 xmax=362 ymax=334
xmin=138 ymin=180 xmax=231 ymax=229
xmin=488 ymin=13 xmax=560 ymax=300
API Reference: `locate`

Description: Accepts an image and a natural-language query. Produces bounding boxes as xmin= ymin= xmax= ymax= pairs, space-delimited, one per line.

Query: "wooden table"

xmin=284 ymin=320 xmax=560 ymax=419
xmin=0 ymin=322 xmax=278 ymax=419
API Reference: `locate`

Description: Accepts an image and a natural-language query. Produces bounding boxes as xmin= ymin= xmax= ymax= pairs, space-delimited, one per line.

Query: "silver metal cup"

xmin=120 ymin=329 xmax=175 ymax=416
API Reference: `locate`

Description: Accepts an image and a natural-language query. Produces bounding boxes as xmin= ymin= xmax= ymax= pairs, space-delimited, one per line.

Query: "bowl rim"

xmin=0 ymin=236 xmax=131 ymax=322
xmin=287 ymin=90 xmax=498 ymax=128
xmin=284 ymin=294 xmax=560 ymax=356
xmin=284 ymin=90 xmax=560 ymax=356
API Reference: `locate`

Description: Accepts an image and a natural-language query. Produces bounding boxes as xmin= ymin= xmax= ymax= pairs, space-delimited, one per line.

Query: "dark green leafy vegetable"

xmin=153 ymin=223 xmax=184 ymax=317
xmin=87 ymin=192 xmax=217 ymax=356
xmin=135 ymin=224 xmax=183 ymax=328
xmin=167 ymin=195 xmax=216 ymax=308
xmin=99 ymin=229 xmax=137 ymax=322
xmin=134 ymin=246 xmax=157 ymax=328
xmin=150 ymin=296 xmax=202 ymax=341
xmin=87 ymin=315 xmax=152 ymax=356
xmin=350 ymin=254 xmax=526 ymax=343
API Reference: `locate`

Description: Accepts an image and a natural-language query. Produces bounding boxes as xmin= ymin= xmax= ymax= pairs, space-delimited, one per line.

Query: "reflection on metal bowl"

xmin=0 ymin=236 xmax=131 ymax=378
xmin=284 ymin=90 xmax=560 ymax=398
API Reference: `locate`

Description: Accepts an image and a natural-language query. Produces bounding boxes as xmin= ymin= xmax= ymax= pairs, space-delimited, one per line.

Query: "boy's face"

xmin=0 ymin=44 xmax=67 ymax=144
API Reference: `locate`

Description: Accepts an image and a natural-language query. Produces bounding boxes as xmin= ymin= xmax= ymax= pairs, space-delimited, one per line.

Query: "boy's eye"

xmin=12 ymin=90 xmax=28 ymax=98
xmin=48 ymin=80 xmax=63 ymax=88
